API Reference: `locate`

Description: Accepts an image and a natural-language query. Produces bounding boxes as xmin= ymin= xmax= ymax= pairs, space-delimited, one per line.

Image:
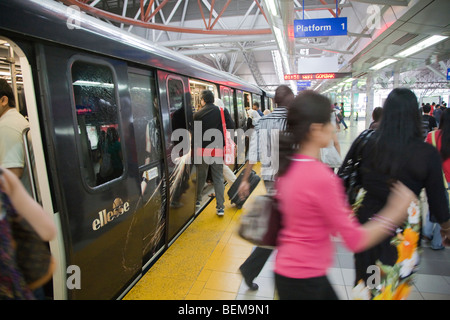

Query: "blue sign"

xmin=297 ymin=81 xmax=311 ymax=87
xmin=294 ymin=17 xmax=347 ymax=38
xmin=447 ymin=68 xmax=450 ymax=81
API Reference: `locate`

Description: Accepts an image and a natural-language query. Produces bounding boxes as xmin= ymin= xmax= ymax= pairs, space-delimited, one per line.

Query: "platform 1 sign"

xmin=294 ymin=17 xmax=347 ymax=38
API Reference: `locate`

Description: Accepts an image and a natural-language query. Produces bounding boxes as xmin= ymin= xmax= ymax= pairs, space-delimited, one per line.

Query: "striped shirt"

xmin=248 ymin=107 xmax=288 ymax=181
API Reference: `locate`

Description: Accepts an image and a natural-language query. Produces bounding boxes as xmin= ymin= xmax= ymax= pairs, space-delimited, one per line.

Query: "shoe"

xmin=216 ymin=208 xmax=224 ymax=216
xmin=239 ymin=268 xmax=258 ymax=291
xmin=196 ymin=201 xmax=201 ymax=208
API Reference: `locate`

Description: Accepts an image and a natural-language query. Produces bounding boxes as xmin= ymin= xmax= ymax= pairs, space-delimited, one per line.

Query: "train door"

xmin=36 ymin=44 xmax=142 ymax=299
xmin=157 ymin=71 xmax=197 ymax=242
xmin=127 ymin=67 xmax=166 ymax=267
xmin=219 ymin=86 xmax=236 ymax=170
xmin=235 ymin=90 xmax=248 ymax=164
xmin=0 ymin=37 xmax=67 ymax=299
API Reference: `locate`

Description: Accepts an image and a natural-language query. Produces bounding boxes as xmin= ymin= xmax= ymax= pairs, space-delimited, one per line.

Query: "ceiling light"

xmin=395 ymin=35 xmax=448 ymax=58
xmin=369 ymin=58 xmax=397 ymax=71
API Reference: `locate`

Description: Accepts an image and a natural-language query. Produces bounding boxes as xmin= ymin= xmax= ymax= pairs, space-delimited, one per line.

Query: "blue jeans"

xmin=424 ymin=186 xmax=449 ymax=249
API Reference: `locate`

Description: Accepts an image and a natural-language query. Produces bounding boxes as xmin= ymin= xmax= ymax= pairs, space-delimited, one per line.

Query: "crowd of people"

xmin=235 ymin=86 xmax=450 ymax=300
xmin=1 ymin=73 xmax=450 ymax=300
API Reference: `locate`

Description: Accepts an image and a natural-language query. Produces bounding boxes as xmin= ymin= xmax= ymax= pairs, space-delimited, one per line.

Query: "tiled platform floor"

xmin=124 ymin=119 xmax=450 ymax=300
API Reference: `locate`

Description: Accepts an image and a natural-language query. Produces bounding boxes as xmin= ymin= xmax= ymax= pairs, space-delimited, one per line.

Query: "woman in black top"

xmin=349 ymin=88 xmax=450 ymax=300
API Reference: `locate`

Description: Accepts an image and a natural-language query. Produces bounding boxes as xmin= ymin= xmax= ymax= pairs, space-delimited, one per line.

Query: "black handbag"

xmin=337 ymin=129 xmax=374 ymax=205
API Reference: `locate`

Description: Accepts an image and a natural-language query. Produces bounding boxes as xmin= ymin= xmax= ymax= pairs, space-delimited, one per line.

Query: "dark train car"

xmin=0 ymin=0 xmax=269 ymax=299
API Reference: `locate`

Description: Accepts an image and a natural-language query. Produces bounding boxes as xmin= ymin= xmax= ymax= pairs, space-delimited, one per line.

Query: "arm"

xmin=323 ymin=175 xmax=415 ymax=252
xmin=0 ymin=167 xmax=56 ymax=241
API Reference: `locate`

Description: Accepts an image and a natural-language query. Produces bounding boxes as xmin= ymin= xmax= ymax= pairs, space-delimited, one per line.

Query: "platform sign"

xmin=285 ymin=72 xmax=352 ymax=81
xmin=447 ymin=68 xmax=450 ymax=81
xmin=297 ymin=81 xmax=311 ymax=87
xmin=294 ymin=17 xmax=347 ymax=38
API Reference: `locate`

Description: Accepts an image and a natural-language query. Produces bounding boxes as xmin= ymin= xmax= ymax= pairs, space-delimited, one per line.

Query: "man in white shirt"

xmin=0 ymin=79 xmax=30 ymax=190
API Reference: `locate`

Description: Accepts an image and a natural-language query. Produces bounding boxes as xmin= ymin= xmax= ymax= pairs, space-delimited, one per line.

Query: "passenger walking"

xmin=422 ymin=103 xmax=437 ymax=138
xmin=194 ymin=90 xmax=234 ymax=216
xmin=423 ymin=108 xmax=450 ymax=250
xmin=274 ymin=90 xmax=416 ymax=300
xmin=214 ymin=98 xmax=237 ymax=185
xmin=237 ymin=85 xmax=294 ymax=290
xmin=0 ymin=167 xmax=56 ymax=299
xmin=433 ymin=104 xmax=443 ymax=127
xmin=345 ymin=88 xmax=450 ymax=300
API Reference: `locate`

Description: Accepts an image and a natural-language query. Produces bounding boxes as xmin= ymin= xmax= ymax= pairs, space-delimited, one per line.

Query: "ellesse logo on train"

xmin=92 ymin=198 xmax=130 ymax=231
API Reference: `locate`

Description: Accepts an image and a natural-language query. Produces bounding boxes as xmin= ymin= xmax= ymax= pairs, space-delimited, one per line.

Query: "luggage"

xmin=228 ymin=169 xmax=260 ymax=209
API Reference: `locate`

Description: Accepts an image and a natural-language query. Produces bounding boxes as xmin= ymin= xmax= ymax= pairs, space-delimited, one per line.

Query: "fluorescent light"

xmin=395 ymin=35 xmax=448 ymax=58
xmin=369 ymin=58 xmax=397 ymax=71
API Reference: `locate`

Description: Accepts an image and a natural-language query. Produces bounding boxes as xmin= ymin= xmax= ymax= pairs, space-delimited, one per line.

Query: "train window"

xmin=189 ymin=79 xmax=216 ymax=113
xmin=71 ymin=61 xmax=124 ymax=187
xmin=221 ymin=87 xmax=235 ymax=122
xmin=128 ymin=70 xmax=162 ymax=167
xmin=236 ymin=90 xmax=246 ymax=128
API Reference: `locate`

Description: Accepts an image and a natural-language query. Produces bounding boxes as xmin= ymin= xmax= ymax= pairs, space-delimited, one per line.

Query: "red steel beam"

xmin=209 ymin=0 xmax=232 ymax=30
xmin=60 ymin=0 xmax=272 ymax=35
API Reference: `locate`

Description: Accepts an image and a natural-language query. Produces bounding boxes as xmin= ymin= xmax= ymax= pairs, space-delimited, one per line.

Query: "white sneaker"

xmin=216 ymin=208 xmax=224 ymax=216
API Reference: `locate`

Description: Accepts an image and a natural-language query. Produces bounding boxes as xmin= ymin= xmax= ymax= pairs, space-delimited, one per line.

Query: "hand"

xmin=384 ymin=181 xmax=417 ymax=226
xmin=238 ymin=180 xmax=250 ymax=200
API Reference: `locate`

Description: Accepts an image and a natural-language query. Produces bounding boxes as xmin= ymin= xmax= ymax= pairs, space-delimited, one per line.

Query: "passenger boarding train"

xmin=0 ymin=0 xmax=274 ymax=299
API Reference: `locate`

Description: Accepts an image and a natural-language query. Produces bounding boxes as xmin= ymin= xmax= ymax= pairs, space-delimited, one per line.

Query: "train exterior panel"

xmin=0 ymin=0 xmax=271 ymax=300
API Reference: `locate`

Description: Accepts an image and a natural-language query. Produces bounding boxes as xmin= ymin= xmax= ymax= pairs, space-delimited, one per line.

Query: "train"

xmin=0 ymin=0 xmax=274 ymax=299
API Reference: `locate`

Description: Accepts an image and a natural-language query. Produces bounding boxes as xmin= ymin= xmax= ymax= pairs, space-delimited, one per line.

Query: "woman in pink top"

xmin=424 ymin=108 xmax=450 ymax=249
xmin=274 ymin=91 xmax=415 ymax=300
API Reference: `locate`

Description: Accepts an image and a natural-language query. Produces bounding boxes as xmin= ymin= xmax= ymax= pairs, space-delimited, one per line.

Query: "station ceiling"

xmin=57 ymin=0 xmax=450 ymax=94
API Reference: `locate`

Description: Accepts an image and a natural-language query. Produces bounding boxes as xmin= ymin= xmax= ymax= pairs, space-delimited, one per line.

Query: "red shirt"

xmin=426 ymin=130 xmax=450 ymax=183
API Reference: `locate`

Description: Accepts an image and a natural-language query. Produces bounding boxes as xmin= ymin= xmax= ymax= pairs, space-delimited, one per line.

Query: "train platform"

xmin=124 ymin=119 xmax=450 ymax=301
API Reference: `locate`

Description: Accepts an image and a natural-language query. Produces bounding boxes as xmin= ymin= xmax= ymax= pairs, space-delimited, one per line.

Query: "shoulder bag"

xmin=219 ymin=107 xmax=236 ymax=165
xmin=337 ymin=129 xmax=374 ymax=205
xmin=238 ymin=194 xmax=280 ymax=248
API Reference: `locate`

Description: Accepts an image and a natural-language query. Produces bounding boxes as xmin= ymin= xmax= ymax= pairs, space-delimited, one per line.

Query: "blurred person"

xmin=369 ymin=107 xmax=383 ymax=130
xmin=194 ymin=90 xmax=234 ymax=216
xmin=0 ymin=79 xmax=31 ymax=192
xmin=237 ymin=85 xmax=294 ymax=291
xmin=422 ymin=103 xmax=437 ymax=139
xmin=248 ymin=102 xmax=262 ymax=127
xmin=433 ymin=104 xmax=443 ymax=128
xmin=274 ymin=90 xmax=416 ymax=300
xmin=320 ymin=105 xmax=342 ymax=170
xmin=337 ymin=105 xmax=348 ymax=130
xmin=0 ymin=167 xmax=56 ymax=299
xmin=424 ymin=108 xmax=450 ymax=250
xmin=214 ymin=98 xmax=236 ymax=185
xmin=346 ymin=88 xmax=450 ymax=299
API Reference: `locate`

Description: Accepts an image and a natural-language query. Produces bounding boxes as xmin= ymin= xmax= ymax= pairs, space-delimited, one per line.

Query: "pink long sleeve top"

xmin=274 ymin=154 xmax=368 ymax=279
